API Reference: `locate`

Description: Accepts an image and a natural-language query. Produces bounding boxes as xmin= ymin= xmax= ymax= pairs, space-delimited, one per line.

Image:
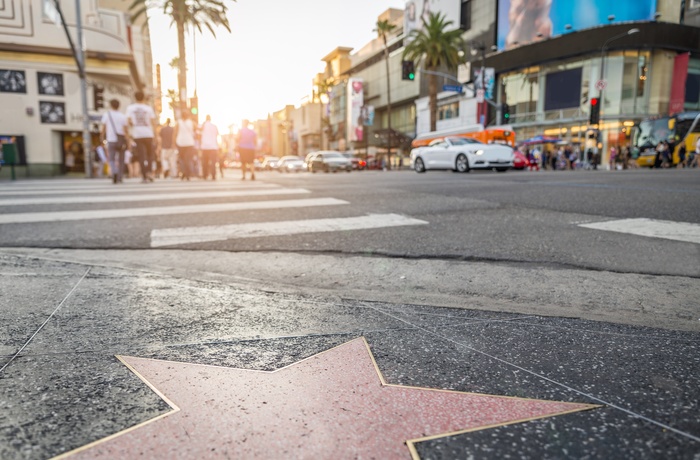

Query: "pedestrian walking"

xmin=677 ymin=144 xmax=686 ymax=169
xmin=173 ymin=112 xmax=197 ymax=180
xmin=93 ymin=144 xmax=108 ymax=178
xmin=159 ymin=118 xmax=177 ymax=178
xmin=100 ymin=99 xmax=129 ymax=184
xmin=527 ymin=148 xmax=539 ymax=171
xmin=126 ymin=91 xmax=157 ymax=183
xmin=609 ymin=146 xmax=617 ymax=171
xmin=200 ymin=115 xmax=220 ymax=180
xmin=237 ymin=119 xmax=256 ymax=180
xmin=690 ymin=137 xmax=700 ymax=168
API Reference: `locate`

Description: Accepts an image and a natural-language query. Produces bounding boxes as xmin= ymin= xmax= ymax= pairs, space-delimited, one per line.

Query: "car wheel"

xmin=324 ymin=165 xmax=330 ymax=173
xmin=414 ymin=157 xmax=426 ymax=173
xmin=455 ymin=154 xmax=469 ymax=173
xmin=496 ymin=167 xmax=508 ymax=173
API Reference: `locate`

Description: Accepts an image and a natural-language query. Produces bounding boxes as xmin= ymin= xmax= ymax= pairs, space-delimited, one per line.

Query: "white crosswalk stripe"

xmin=151 ymin=214 xmax=429 ymax=247
xmin=0 ymin=198 xmax=349 ymax=224
xmin=579 ymin=218 xmax=700 ymax=244
xmin=0 ymin=188 xmax=310 ymax=206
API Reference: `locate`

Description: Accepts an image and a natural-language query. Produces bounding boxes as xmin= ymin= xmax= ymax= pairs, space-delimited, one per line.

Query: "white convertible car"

xmin=410 ymin=137 xmax=514 ymax=173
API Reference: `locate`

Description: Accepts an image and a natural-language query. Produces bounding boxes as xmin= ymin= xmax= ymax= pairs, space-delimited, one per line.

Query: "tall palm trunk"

xmin=428 ymin=71 xmax=438 ymax=132
xmin=383 ymin=43 xmax=392 ymax=170
xmin=175 ymin=5 xmax=188 ymax=114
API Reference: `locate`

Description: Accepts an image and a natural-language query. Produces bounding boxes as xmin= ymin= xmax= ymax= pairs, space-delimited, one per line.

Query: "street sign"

xmin=442 ymin=84 xmax=463 ymax=93
xmin=476 ymin=89 xmax=484 ymax=103
xmin=595 ymin=79 xmax=607 ymax=91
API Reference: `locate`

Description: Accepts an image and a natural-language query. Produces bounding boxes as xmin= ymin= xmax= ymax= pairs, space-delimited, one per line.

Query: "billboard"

xmin=405 ymin=0 xmax=461 ymax=40
xmin=348 ymin=79 xmax=364 ymax=142
xmin=497 ymin=0 xmax=657 ymax=51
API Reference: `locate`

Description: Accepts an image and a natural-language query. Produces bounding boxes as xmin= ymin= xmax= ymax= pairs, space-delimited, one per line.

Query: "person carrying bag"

xmin=100 ymin=99 xmax=130 ymax=184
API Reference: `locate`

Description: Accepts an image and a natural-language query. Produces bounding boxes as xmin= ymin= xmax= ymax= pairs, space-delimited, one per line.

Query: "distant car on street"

xmin=307 ymin=150 xmax=352 ymax=173
xmin=261 ymin=155 xmax=281 ymax=171
xmin=341 ymin=153 xmax=367 ymax=170
xmin=277 ymin=155 xmax=306 ymax=173
xmin=410 ymin=137 xmax=514 ymax=173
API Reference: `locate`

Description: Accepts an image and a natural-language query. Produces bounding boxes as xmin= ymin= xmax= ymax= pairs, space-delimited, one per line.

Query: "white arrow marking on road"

xmin=579 ymin=218 xmax=700 ymax=244
xmin=0 ymin=198 xmax=348 ymax=224
xmin=150 ymin=213 xmax=429 ymax=247
xmin=0 ymin=188 xmax=309 ymax=205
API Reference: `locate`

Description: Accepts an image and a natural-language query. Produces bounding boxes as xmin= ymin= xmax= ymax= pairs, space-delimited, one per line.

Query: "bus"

xmin=633 ymin=112 xmax=700 ymax=167
xmin=411 ymin=124 xmax=516 ymax=149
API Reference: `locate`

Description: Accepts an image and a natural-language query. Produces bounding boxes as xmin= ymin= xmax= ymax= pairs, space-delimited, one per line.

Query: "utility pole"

xmin=75 ymin=1 xmax=92 ymax=178
xmin=51 ymin=0 xmax=92 ymax=177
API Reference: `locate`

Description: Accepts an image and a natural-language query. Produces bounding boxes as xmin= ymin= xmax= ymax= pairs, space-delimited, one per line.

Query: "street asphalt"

xmin=1 ymin=249 xmax=698 ymax=459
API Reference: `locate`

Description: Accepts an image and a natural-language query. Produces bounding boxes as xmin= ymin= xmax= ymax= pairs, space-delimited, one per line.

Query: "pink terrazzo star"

xmin=66 ymin=338 xmax=596 ymax=459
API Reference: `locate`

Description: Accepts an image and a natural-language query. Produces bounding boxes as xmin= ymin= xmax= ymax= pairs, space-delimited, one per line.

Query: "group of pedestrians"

xmin=99 ymin=92 xmax=225 ymax=184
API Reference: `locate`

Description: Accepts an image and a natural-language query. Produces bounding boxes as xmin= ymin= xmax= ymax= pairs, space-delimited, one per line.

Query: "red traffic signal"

xmin=589 ymin=97 xmax=600 ymax=124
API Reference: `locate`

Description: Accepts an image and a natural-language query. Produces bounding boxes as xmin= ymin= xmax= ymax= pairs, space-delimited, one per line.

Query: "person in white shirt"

xmin=173 ymin=111 xmax=196 ymax=180
xmin=126 ymin=91 xmax=157 ymax=183
xmin=199 ymin=115 xmax=220 ymax=180
xmin=100 ymin=99 xmax=130 ymax=184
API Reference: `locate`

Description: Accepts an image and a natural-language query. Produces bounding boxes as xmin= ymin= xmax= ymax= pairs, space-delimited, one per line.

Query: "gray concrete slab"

xmin=1 ymin=251 xmax=699 ymax=459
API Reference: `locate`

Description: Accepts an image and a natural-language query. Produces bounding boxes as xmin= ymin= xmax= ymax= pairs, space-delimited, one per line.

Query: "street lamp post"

xmin=597 ymin=28 xmax=639 ymax=169
xmin=598 ymin=28 xmax=640 ymax=117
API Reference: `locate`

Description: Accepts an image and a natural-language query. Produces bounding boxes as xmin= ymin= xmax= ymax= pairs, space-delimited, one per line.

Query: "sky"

xmin=148 ymin=0 xmax=403 ymax=129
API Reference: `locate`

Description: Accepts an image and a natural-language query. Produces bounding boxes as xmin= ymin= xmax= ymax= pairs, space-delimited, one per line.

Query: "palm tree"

xmin=129 ymin=0 xmax=233 ymax=113
xmin=374 ymin=19 xmax=396 ymax=168
xmin=402 ymin=12 xmax=465 ymax=132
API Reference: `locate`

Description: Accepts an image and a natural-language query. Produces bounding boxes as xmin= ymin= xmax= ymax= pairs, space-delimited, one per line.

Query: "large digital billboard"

xmin=405 ymin=0 xmax=461 ymax=40
xmin=497 ymin=0 xmax=657 ymax=51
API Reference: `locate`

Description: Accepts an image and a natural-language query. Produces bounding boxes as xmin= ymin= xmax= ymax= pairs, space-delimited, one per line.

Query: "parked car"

xmin=341 ymin=153 xmax=367 ymax=170
xmin=261 ymin=155 xmax=281 ymax=171
xmin=307 ymin=151 xmax=352 ymax=173
xmin=512 ymin=149 xmax=528 ymax=170
xmin=410 ymin=137 xmax=514 ymax=173
xmin=277 ymin=155 xmax=306 ymax=173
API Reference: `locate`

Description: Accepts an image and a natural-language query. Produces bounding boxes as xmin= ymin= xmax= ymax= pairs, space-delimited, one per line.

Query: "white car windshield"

xmin=446 ymin=137 xmax=482 ymax=145
xmin=323 ymin=152 xmax=344 ymax=159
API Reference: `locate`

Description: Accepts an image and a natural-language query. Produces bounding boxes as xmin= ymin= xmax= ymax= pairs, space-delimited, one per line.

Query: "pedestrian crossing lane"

xmin=0 ymin=180 xmax=429 ymax=245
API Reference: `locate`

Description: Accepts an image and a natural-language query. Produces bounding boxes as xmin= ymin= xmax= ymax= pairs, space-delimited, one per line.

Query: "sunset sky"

xmin=148 ymin=0 xmax=402 ymax=130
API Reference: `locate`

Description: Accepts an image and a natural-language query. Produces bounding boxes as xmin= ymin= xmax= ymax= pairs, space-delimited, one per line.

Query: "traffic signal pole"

xmin=53 ymin=0 xmax=92 ymax=177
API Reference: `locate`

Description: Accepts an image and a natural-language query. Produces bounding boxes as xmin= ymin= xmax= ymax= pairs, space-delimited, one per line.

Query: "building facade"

xmin=0 ymin=0 xmax=152 ymax=178
xmin=266 ymin=0 xmax=699 ymax=169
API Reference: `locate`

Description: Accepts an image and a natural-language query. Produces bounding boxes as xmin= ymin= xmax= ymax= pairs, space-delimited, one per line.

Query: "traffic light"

xmin=402 ymin=60 xmax=415 ymax=81
xmin=93 ymin=84 xmax=104 ymax=110
xmin=189 ymin=96 xmax=199 ymax=124
xmin=589 ymin=97 xmax=600 ymax=125
xmin=501 ymin=103 xmax=510 ymax=124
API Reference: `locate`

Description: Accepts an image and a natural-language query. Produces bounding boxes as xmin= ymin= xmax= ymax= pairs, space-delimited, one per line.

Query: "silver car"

xmin=277 ymin=155 xmax=306 ymax=173
xmin=307 ymin=151 xmax=352 ymax=173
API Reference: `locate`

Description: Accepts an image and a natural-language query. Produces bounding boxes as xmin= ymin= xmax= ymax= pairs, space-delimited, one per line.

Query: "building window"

xmin=438 ymin=102 xmax=460 ymax=121
xmin=460 ymin=0 xmax=471 ymax=31
xmin=691 ymin=0 xmax=700 ymax=8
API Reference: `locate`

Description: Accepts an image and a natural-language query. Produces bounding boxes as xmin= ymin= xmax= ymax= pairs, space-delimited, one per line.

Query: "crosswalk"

xmin=1 ymin=179 xmax=698 ymax=248
xmin=0 ymin=178 xmax=429 ymax=247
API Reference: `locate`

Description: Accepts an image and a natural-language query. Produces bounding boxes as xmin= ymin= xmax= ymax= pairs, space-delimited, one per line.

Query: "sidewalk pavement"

xmin=1 ymin=249 xmax=698 ymax=459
